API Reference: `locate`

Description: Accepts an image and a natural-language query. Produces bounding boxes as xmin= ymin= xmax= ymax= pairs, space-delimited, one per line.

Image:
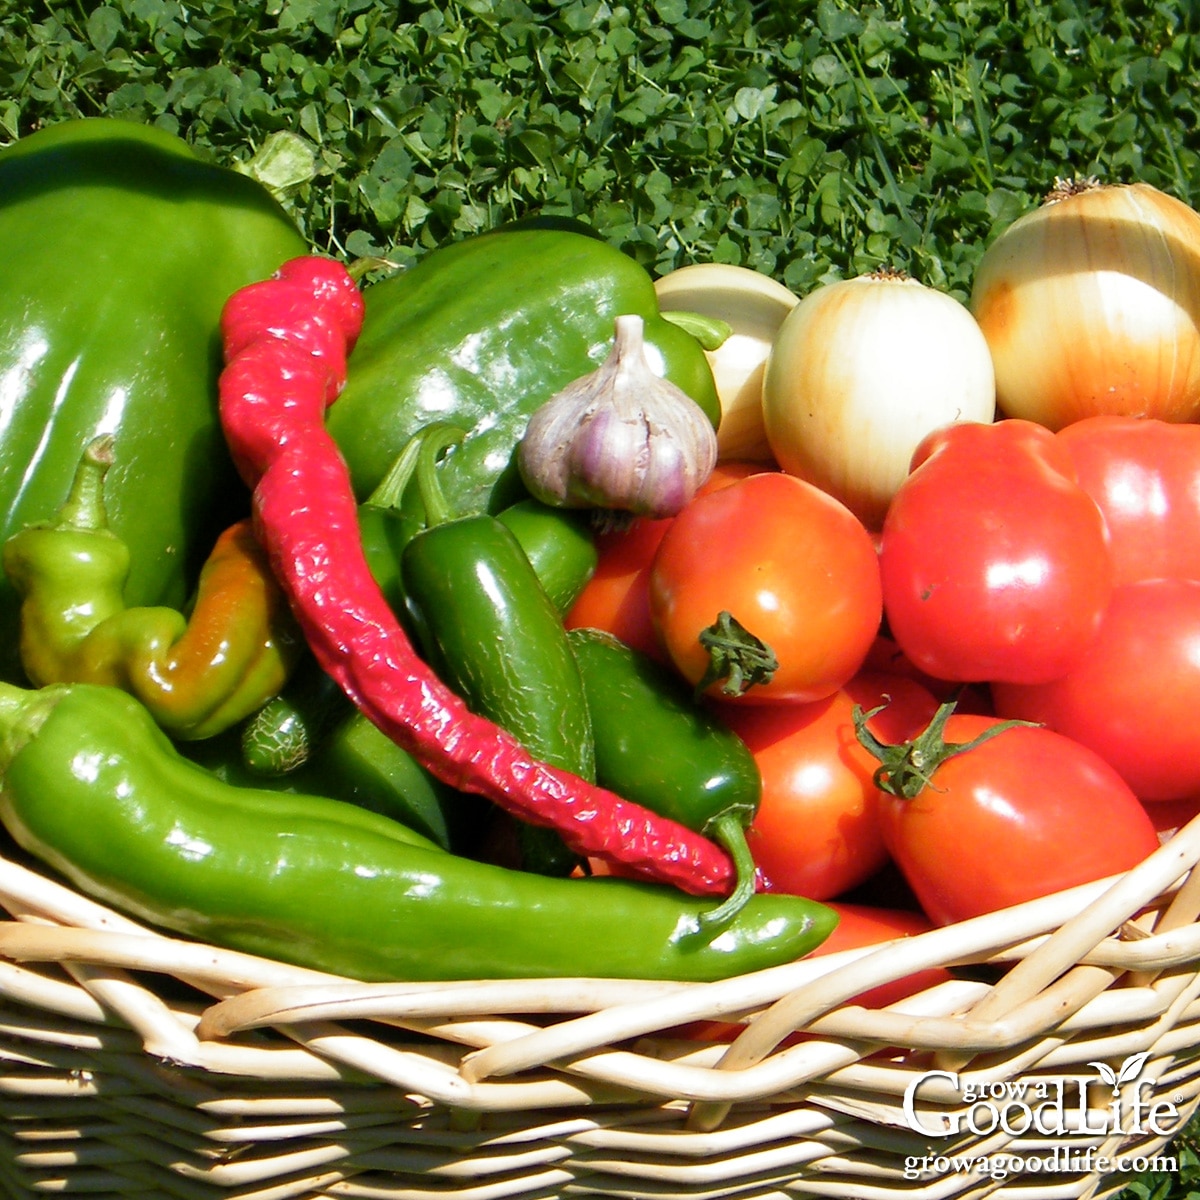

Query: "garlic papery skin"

xmin=970 ymin=179 xmax=1200 ymax=430
xmin=654 ymin=263 xmax=800 ymax=462
xmin=517 ymin=314 xmax=718 ymax=518
xmin=762 ymin=270 xmax=996 ymax=530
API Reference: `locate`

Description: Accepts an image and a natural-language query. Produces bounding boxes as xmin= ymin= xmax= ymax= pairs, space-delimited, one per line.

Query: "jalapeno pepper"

xmin=356 ymin=438 xmax=427 ymax=621
xmin=495 ymin=499 xmax=598 ymax=617
xmin=0 ymin=681 xmax=837 ymax=982
xmin=401 ymin=425 xmax=596 ymax=875
xmin=2 ymin=437 xmax=301 ymax=740
xmin=568 ymin=628 xmax=764 ymax=924
xmin=359 ymin=450 xmax=597 ymax=624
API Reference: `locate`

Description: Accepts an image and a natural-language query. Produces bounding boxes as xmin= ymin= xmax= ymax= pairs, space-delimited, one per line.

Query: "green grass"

xmin=4 ymin=2 xmax=1200 ymax=1195
xmin=4 ymin=0 xmax=1199 ymax=296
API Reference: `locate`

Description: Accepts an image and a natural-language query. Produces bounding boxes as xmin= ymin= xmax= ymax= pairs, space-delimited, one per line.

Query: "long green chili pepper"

xmin=0 ymin=680 xmax=837 ymax=982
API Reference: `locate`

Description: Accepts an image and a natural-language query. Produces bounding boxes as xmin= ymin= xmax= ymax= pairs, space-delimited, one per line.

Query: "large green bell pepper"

xmin=0 ymin=118 xmax=308 ymax=683
xmin=326 ymin=225 xmax=720 ymax=520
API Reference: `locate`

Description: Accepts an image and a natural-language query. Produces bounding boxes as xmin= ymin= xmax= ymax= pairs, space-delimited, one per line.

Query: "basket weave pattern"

xmin=4 ymin=815 xmax=1200 ymax=1200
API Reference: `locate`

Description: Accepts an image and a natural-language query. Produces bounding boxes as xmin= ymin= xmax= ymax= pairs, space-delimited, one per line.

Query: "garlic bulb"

xmin=517 ymin=314 xmax=718 ymax=518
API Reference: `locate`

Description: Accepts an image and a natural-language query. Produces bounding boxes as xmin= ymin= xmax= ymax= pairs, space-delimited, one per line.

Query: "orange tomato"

xmin=564 ymin=461 xmax=773 ymax=662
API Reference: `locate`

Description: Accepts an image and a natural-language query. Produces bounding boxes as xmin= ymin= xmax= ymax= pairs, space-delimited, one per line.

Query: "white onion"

xmin=970 ymin=178 xmax=1200 ymax=429
xmin=762 ymin=270 xmax=996 ymax=529
xmin=654 ymin=263 xmax=799 ymax=462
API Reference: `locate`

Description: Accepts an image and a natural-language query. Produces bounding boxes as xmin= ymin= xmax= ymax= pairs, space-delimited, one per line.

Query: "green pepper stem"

xmin=697 ymin=810 xmax=758 ymax=929
xmin=660 ymin=309 xmax=732 ymax=351
xmin=54 ymin=436 xmax=116 ymax=532
xmin=412 ymin=423 xmax=469 ymax=529
xmin=364 ymin=434 xmax=425 ymax=512
xmin=0 ymin=681 xmax=64 ymax=775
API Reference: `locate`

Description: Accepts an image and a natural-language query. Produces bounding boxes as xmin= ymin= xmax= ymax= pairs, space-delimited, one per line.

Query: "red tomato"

xmin=564 ymin=462 xmax=770 ymax=662
xmin=879 ymin=419 xmax=1113 ymax=684
xmin=1057 ymin=415 xmax=1200 ymax=585
xmin=992 ymin=578 xmax=1200 ymax=802
xmin=717 ymin=672 xmax=939 ymax=900
xmin=883 ymin=710 xmax=1161 ymax=926
xmin=649 ymin=472 xmax=883 ymax=703
xmin=878 ymin=712 xmax=1159 ymax=925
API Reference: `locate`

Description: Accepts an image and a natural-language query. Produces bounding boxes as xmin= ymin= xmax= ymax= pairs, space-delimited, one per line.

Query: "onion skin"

xmin=655 ymin=264 xmax=799 ymax=463
xmin=761 ymin=273 xmax=996 ymax=531
xmin=970 ymin=181 xmax=1200 ymax=429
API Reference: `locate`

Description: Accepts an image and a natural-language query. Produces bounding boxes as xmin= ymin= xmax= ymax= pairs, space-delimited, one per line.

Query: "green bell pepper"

xmin=325 ymin=225 xmax=720 ymax=521
xmin=0 ymin=117 xmax=308 ymax=683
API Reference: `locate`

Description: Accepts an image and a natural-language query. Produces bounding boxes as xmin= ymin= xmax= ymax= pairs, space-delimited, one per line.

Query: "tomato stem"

xmin=853 ymin=696 xmax=1039 ymax=800
xmin=695 ymin=610 xmax=778 ymax=698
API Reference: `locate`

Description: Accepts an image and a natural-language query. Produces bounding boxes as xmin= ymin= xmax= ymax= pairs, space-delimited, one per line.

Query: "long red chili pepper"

xmin=217 ymin=256 xmax=737 ymax=897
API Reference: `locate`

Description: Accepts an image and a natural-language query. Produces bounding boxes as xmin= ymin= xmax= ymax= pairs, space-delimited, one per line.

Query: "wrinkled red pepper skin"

xmin=217 ymin=257 xmax=737 ymax=897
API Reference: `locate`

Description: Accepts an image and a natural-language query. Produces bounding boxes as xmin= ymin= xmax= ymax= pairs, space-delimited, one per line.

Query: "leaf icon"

xmin=1117 ymin=1051 xmax=1152 ymax=1087
xmin=1089 ymin=1061 xmax=1119 ymax=1094
xmin=1089 ymin=1052 xmax=1151 ymax=1096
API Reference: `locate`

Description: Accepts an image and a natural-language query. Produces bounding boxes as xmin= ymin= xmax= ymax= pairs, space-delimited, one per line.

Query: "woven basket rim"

xmin=5 ymin=811 xmax=1200 ymax=1198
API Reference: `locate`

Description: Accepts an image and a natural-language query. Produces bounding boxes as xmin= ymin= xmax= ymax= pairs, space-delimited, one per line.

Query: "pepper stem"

xmin=694 ymin=610 xmax=778 ymax=699
xmin=660 ymin=309 xmax=732 ymax=351
xmin=0 ymin=681 xmax=65 ymax=776
xmin=364 ymin=434 xmax=425 ymax=512
xmin=412 ymin=423 xmax=469 ymax=529
xmin=697 ymin=810 xmax=758 ymax=929
xmin=853 ymin=696 xmax=1040 ymax=800
xmin=54 ymin=437 xmax=116 ymax=532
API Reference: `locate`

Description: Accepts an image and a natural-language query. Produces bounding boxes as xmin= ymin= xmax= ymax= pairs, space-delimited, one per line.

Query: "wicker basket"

xmin=4 ymin=811 xmax=1200 ymax=1200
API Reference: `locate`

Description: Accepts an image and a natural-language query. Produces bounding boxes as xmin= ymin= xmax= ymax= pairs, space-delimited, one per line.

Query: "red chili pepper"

xmin=217 ymin=256 xmax=737 ymax=897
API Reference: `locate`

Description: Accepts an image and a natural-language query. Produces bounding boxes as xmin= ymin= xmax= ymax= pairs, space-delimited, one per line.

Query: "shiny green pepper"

xmin=325 ymin=225 xmax=720 ymax=521
xmin=0 ymin=118 xmax=308 ymax=683
xmin=0 ymin=681 xmax=838 ymax=982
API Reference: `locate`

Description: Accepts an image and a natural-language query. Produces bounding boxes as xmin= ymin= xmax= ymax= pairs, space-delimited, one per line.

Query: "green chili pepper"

xmin=568 ymin=627 xmax=764 ymax=926
xmin=0 ymin=118 xmax=308 ymax=684
xmin=401 ymin=426 xmax=595 ymax=875
xmin=358 ymin=461 xmax=426 ymax=621
xmin=234 ymin=659 xmax=483 ymax=853
xmin=0 ymin=681 xmax=837 ymax=982
xmin=325 ymin=225 xmax=719 ymax=521
xmin=495 ymin=499 xmax=598 ymax=616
